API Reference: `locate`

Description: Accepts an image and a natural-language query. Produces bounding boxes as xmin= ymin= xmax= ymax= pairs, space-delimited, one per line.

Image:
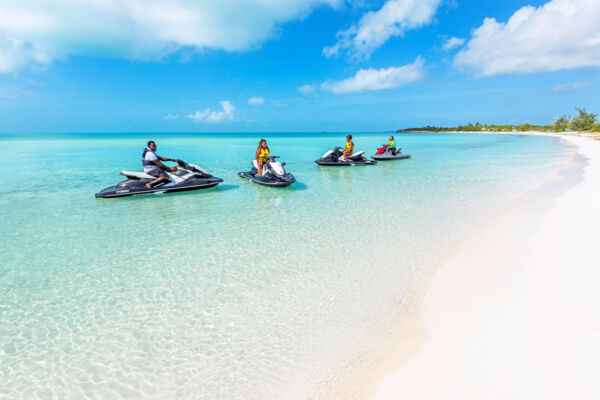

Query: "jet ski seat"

xmin=121 ymin=171 xmax=156 ymax=180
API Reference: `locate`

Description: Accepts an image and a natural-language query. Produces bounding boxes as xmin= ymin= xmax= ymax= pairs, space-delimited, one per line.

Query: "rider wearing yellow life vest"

xmin=255 ymin=138 xmax=270 ymax=176
xmin=342 ymin=134 xmax=354 ymax=161
xmin=388 ymin=135 xmax=396 ymax=150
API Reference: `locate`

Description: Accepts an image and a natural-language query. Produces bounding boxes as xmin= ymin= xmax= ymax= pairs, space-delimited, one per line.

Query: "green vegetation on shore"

xmin=398 ymin=108 xmax=600 ymax=134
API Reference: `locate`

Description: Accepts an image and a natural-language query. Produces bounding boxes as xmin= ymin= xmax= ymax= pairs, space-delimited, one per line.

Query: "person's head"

xmin=346 ymin=134 xmax=352 ymax=141
xmin=258 ymin=138 xmax=268 ymax=149
xmin=389 ymin=135 xmax=394 ymax=141
xmin=147 ymin=140 xmax=157 ymax=151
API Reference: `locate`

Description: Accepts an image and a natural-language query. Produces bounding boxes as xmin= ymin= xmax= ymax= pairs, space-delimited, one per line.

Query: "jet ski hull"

xmin=371 ymin=154 xmax=411 ymax=160
xmin=95 ymin=178 xmax=223 ymax=198
xmin=349 ymin=159 xmax=377 ymax=165
xmin=238 ymin=171 xmax=296 ymax=187
xmin=314 ymin=160 xmax=352 ymax=166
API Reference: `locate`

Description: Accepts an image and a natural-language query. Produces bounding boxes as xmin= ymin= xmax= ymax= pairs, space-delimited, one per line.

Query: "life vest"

xmin=258 ymin=147 xmax=270 ymax=162
xmin=389 ymin=140 xmax=395 ymax=147
xmin=345 ymin=141 xmax=354 ymax=153
xmin=142 ymin=148 xmax=159 ymax=167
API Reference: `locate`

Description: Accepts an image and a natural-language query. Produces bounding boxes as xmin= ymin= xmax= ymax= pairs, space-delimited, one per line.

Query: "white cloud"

xmin=248 ymin=96 xmax=264 ymax=105
xmin=188 ymin=101 xmax=235 ymax=123
xmin=454 ymin=0 xmax=600 ymax=76
xmin=0 ymin=35 xmax=49 ymax=72
xmin=164 ymin=113 xmax=178 ymax=120
xmin=297 ymin=84 xmax=317 ymax=94
xmin=323 ymin=0 xmax=441 ymax=60
xmin=442 ymin=36 xmax=465 ymax=51
xmin=0 ymin=0 xmax=342 ymax=72
xmin=320 ymin=56 xmax=425 ymax=94
xmin=552 ymin=81 xmax=593 ymax=92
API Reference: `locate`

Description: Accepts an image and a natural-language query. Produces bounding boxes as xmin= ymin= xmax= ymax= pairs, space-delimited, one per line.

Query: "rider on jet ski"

xmin=387 ymin=136 xmax=396 ymax=151
xmin=255 ymin=138 xmax=270 ymax=176
xmin=142 ymin=140 xmax=178 ymax=189
xmin=342 ymin=134 xmax=354 ymax=161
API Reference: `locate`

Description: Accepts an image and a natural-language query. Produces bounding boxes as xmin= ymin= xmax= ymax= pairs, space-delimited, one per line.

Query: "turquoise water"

xmin=0 ymin=133 xmax=573 ymax=399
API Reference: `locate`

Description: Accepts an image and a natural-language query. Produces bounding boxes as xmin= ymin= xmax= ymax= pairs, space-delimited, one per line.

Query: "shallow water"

xmin=0 ymin=132 xmax=573 ymax=399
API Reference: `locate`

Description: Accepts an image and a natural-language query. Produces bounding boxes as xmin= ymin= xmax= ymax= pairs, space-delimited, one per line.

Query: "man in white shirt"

xmin=142 ymin=140 xmax=178 ymax=189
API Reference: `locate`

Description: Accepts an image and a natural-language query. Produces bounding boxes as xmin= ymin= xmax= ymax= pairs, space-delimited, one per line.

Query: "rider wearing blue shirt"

xmin=142 ymin=140 xmax=177 ymax=189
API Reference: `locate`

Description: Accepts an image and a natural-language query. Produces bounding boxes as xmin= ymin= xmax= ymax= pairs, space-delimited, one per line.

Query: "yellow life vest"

xmin=345 ymin=141 xmax=354 ymax=153
xmin=258 ymin=147 xmax=270 ymax=162
xmin=389 ymin=140 xmax=395 ymax=147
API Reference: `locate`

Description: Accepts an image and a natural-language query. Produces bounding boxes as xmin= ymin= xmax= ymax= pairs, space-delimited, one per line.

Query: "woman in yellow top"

xmin=342 ymin=134 xmax=354 ymax=161
xmin=255 ymin=138 xmax=270 ymax=176
xmin=388 ymin=135 xmax=396 ymax=150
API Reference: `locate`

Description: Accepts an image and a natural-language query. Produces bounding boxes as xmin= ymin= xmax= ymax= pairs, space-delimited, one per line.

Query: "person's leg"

xmin=145 ymin=170 xmax=169 ymax=188
xmin=257 ymin=161 xmax=264 ymax=176
xmin=146 ymin=176 xmax=168 ymax=189
xmin=342 ymin=150 xmax=349 ymax=161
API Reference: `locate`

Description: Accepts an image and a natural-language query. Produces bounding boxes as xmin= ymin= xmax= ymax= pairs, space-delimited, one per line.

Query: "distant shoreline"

xmin=397 ymin=130 xmax=600 ymax=140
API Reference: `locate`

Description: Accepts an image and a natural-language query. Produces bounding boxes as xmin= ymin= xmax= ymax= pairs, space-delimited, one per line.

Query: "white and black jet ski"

xmin=95 ymin=160 xmax=222 ymax=198
xmin=238 ymin=155 xmax=296 ymax=187
xmin=315 ymin=146 xmax=377 ymax=165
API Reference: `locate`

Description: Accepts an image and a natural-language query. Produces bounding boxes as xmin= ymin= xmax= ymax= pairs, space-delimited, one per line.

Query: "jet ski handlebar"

xmin=264 ymin=155 xmax=280 ymax=160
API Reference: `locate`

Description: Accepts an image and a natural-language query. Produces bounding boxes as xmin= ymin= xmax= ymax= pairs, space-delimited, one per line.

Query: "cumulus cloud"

xmin=0 ymin=35 xmax=49 ymax=72
xmin=297 ymin=84 xmax=317 ymax=94
xmin=248 ymin=96 xmax=264 ymax=105
xmin=442 ymin=36 xmax=465 ymax=51
xmin=323 ymin=0 xmax=441 ymax=60
xmin=552 ymin=81 xmax=593 ymax=92
xmin=454 ymin=0 xmax=600 ymax=76
xmin=320 ymin=57 xmax=425 ymax=94
xmin=188 ymin=101 xmax=235 ymax=123
xmin=164 ymin=113 xmax=178 ymax=120
xmin=0 ymin=0 xmax=341 ymax=72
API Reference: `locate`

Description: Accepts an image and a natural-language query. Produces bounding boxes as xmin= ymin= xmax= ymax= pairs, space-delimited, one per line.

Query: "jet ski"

xmin=315 ymin=146 xmax=376 ymax=165
xmin=347 ymin=150 xmax=377 ymax=165
xmin=95 ymin=160 xmax=223 ymax=198
xmin=238 ymin=155 xmax=296 ymax=187
xmin=371 ymin=145 xmax=411 ymax=161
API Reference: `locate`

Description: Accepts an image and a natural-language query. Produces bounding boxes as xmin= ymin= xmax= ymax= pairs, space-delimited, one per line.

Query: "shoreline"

xmin=366 ymin=134 xmax=600 ymax=399
xmin=398 ymin=130 xmax=600 ymax=139
xmin=306 ymin=132 xmax=586 ymax=399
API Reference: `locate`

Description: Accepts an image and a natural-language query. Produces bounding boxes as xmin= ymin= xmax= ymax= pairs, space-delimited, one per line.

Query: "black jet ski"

xmin=315 ymin=147 xmax=351 ymax=166
xmin=315 ymin=146 xmax=376 ymax=165
xmin=371 ymin=145 xmax=411 ymax=161
xmin=347 ymin=150 xmax=377 ymax=165
xmin=95 ymin=160 xmax=222 ymax=198
xmin=238 ymin=155 xmax=296 ymax=187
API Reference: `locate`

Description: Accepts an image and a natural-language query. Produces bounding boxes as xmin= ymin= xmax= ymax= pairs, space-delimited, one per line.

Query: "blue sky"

xmin=0 ymin=0 xmax=599 ymax=133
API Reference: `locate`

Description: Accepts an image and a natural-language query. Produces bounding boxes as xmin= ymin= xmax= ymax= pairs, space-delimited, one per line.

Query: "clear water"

xmin=0 ymin=132 xmax=574 ymax=399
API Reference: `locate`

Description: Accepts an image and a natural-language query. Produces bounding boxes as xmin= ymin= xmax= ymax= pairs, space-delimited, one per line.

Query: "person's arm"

xmin=158 ymin=156 xmax=175 ymax=162
xmin=152 ymin=159 xmax=169 ymax=169
xmin=255 ymin=148 xmax=261 ymax=160
xmin=152 ymin=159 xmax=177 ymax=171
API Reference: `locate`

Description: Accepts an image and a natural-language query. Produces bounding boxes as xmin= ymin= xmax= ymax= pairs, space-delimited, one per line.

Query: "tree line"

xmin=397 ymin=108 xmax=600 ymax=133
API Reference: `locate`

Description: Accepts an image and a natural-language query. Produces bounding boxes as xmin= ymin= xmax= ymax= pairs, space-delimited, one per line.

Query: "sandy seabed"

xmin=368 ymin=135 xmax=600 ymax=399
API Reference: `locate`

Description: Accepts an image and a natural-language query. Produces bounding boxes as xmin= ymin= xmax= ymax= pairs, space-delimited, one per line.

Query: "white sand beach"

xmin=369 ymin=134 xmax=600 ymax=399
